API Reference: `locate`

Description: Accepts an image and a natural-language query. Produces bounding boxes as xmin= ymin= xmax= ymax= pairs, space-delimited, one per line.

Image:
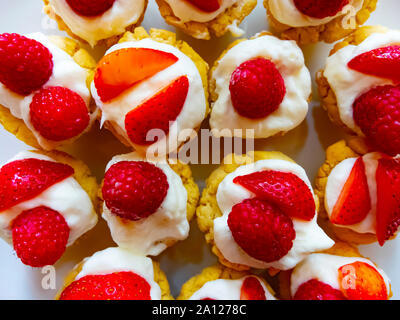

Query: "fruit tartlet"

xmin=196 ymin=151 xmax=334 ymax=272
xmin=43 ymin=0 xmax=148 ymax=47
xmin=178 ymin=264 xmax=276 ymax=300
xmin=279 ymin=242 xmax=391 ymax=300
xmin=156 ymin=0 xmax=257 ymax=40
xmin=209 ymin=32 xmax=311 ymax=139
xmin=57 ymin=247 xmax=172 ymax=300
xmin=92 ymin=27 xmax=209 ymax=156
xmin=0 ymin=32 xmax=97 ymax=150
xmin=317 ymin=26 xmax=400 ymax=156
xmin=265 ymin=0 xmax=377 ymax=44
xmin=100 ymin=152 xmax=199 ymax=256
xmin=0 ymin=150 xmax=98 ymax=267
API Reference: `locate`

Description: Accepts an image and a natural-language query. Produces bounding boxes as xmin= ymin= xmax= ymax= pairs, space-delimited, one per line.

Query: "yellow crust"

xmin=264 ymin=0 xmax=377 ymax=45
xmin=155 ymin=0 xmax=257 ymax=40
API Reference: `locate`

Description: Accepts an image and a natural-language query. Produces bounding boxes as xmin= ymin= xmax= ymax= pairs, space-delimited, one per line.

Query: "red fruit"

xmin=102 ymin=161 xmax=169 ymax=221
xmin=0 ymin=158 xmax=74 ymax=213
xmin=293 ymin=0 xmax=349 ymax=19
xmin=201 ymin=298 xmax=215 ymax=300
xmin=125 ymin=76 xmax=189 ymax=146
xmin=30 ymin=86 xmax=90 ymax=141
xmin=0 ymin=33 xmax=53 ymax=96
xmin=229 ymin=58 xmax=286 ymax=119
xmin=338 ymin=261 xmax=388 ymax=300
xmin=330 ymin=157 xmax=371 ymax=225
xmin=94 ymin=48 xmax=178 ymax=102
xmin=185 ymin=0 xmax=220 ymax=12
xmin=240 ymin=277 xmax=267 ymax=300
xmin=353 ymin=84 xmax=400 ymax=156
xmin=348 ymin=45 xmax=400 ymax=83
xmin=12 ymin=206 xmax=69 ymax=267
xmin=66 ymin=0 xmax=115 ymax=17
xmin=60 ymin=271 xmax=151 ymax=300
xmin=227 ymin=198 xmax=295 ymax=263
xmin=376 ymin=158 xmax=400 ymax=246
xmin=233 ymin=170 xmax=315 ymax=221
xmin=293 ymin=279 xmax=346 ymax=300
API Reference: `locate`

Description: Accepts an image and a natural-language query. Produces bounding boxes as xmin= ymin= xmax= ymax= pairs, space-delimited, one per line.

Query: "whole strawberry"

xmin=66 ymin=0 xmax=115 ymax=17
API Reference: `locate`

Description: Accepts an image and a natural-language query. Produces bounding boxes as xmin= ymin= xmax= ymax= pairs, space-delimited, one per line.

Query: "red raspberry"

xmin=0 ymin=33 xmax=53 ymax=96
xmin=66 ymin=0 xmax=116 ymax=17
xmin=240 ymin=277 xmax=267 ymax=300
xmin=293 ymin=279 xmax=346 ymax=300
xmin=294 ymin=0 xmax=349 ymax=19
xmin=59 ymin=271 xmax=151 ymax=300
xmin=102 ymin=161 xmax=169 ymax=221
xmin=12 ymin=206 xmax=70 ymax=267
xmin=229 ymin=58 xmax=286 ymax=119
xmin=186 ymin=0 xmax=221 ymax=12
xmin=353 ymin=84 xmax=400 ymax=156
xmin=30 ymin=86 xmax=90 ymax=142
xmin=227 ymin=198 xmax=295 ymax=263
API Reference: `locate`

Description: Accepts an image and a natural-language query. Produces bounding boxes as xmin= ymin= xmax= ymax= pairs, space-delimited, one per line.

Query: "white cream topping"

xmin=214 ymin=159 xmax=334 ymax=270
xmin=48 ymin=0 xmax=146 ymax=47
xmin=102 ymin=152 xmax=189 ymax=256
xmin=76 ymin=247 xmax=162 ymax=299
xmin=0 ymin=151 xmax=97 ymax=246
xmin=210 ymin=35 xmax=311 ymax=139
xmin=324 ymin=30 xmax=400 ymax=134
xmin=91 ymin=39 xmax=207 ymax=156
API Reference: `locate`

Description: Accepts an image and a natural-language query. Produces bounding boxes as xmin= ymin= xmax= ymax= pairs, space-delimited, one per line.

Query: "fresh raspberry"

xmin=0 ymin=158 xmax=74 ymax=213
xmin=0 ymin=33 xmax=53 ymax=95
xmin=66 ymin=0 xmax=115 ymax=17
xmin=353 ymin=84 xmax=400 ymax=156
xmin=30 ymin=86 xmax=90 ymax=141
xmin=12 ymin=206 xmax=70 ymax=267
xmin=227 ymin=198 xmax=295 ymax=263
xmin=233 ymin=170 xmax=315 ymax=221
xmin=229 ymin=58 xmax=286 ymax=119
xmin=59 ymin=271 xmax=151 ymax=300
xmin=102 ymin=161 xmax=169 ymax=221
xmin=240 ymin=277 xmax=267 ymax=300
xmin=186 ymin=0 xmax=221 ymax=12
xmin=293 ymin=0 xmax=349 ymax=19
xmin=293 ymin=279 xmax=346 ymax=300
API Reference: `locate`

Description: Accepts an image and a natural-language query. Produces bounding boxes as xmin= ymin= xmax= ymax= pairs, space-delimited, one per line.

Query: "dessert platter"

xmin=0 ymin=0 xmax=399 ymax=300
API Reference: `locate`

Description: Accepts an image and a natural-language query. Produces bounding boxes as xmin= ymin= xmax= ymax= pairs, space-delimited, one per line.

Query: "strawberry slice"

xmin=240 ymin=277 xmax=267 ymax=300
xmin=94 ymin=48 xmax=178 ymax=102
xmin=0 ymin=159 xmax=74 ymax=212
xmin=185 ymin=0 xmax=220 ymax=12
xmin=338 ymin=261 xmax=388 ymax=300
xmin=376 ymin=158 xmax=400 ymax=246
xmin=330 ymin=157 xmax=371 ymax=225
xmin=125 ymin=76 xmax=189 ymax=146
xmin=348 ymin=45 xmax=400 ymax=83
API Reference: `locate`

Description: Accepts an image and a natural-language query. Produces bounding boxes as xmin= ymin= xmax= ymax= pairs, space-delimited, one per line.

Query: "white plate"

xmin=0 ymin=0 xmax=399 ymax=300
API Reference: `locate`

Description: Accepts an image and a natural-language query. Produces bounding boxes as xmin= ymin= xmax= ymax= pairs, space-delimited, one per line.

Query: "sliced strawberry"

xmin=348 ymin=45 xmax=400 ymax=83
xmin=185 ymin=0 xmax=220 ymax=12
xmin=330 ymin=157 xmax=371 ymax=225
xmin=94 ymin=48 xmax=178 ymax=102
xmin=125 ymin=76 xmax=189 ymax=146
xmin=240 ymin=277 xmax=267 ymax=300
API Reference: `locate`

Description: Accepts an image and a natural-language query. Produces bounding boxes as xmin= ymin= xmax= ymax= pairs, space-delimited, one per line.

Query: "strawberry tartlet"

xmin=91 ymin=27 xmax=209 ymax=156
xmin=57 ymin=247 xmax=172 ymax=300
xmin=0 ymin=150 xmax=98 ymax=267
xmin=196 ymin=151 xmax=334 ymax=272
xmin=209 ymin=32 xmax=311 ymax=139
xmin=0 ymin=33 xmax=97 ymax=150
xmin=43 ymin=0 xmax=148 ymax=47
xmin=156 ymin=0 xmax=257 ymax=40
xmin=265 ymin=0 xmax=377 ymax=44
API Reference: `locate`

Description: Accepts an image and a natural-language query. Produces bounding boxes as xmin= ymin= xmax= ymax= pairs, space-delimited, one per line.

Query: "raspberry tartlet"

xmin=156 ymin=0 xmax=257 ymax=40
xmin=57 ymin=247 xmax=172 ymax=300
xmin=0 ymin=33 xmax=97 ymax=150
xmin=196 ymin=151 xmax=334 ymax=272
xmin=265 ymin=0 xmax=377 ymax=44
xmin=100 ymin=152 xmax=199 ymax=256
xmin=209 ymin=32 xmax=311 ymax=139
xmin=0 ymin=150 xmax=98 ymax=267
xmin=91 ymin=27 xmax=209 ymax=156
xmin=43 ymin=0 xmax=148 ymax=47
